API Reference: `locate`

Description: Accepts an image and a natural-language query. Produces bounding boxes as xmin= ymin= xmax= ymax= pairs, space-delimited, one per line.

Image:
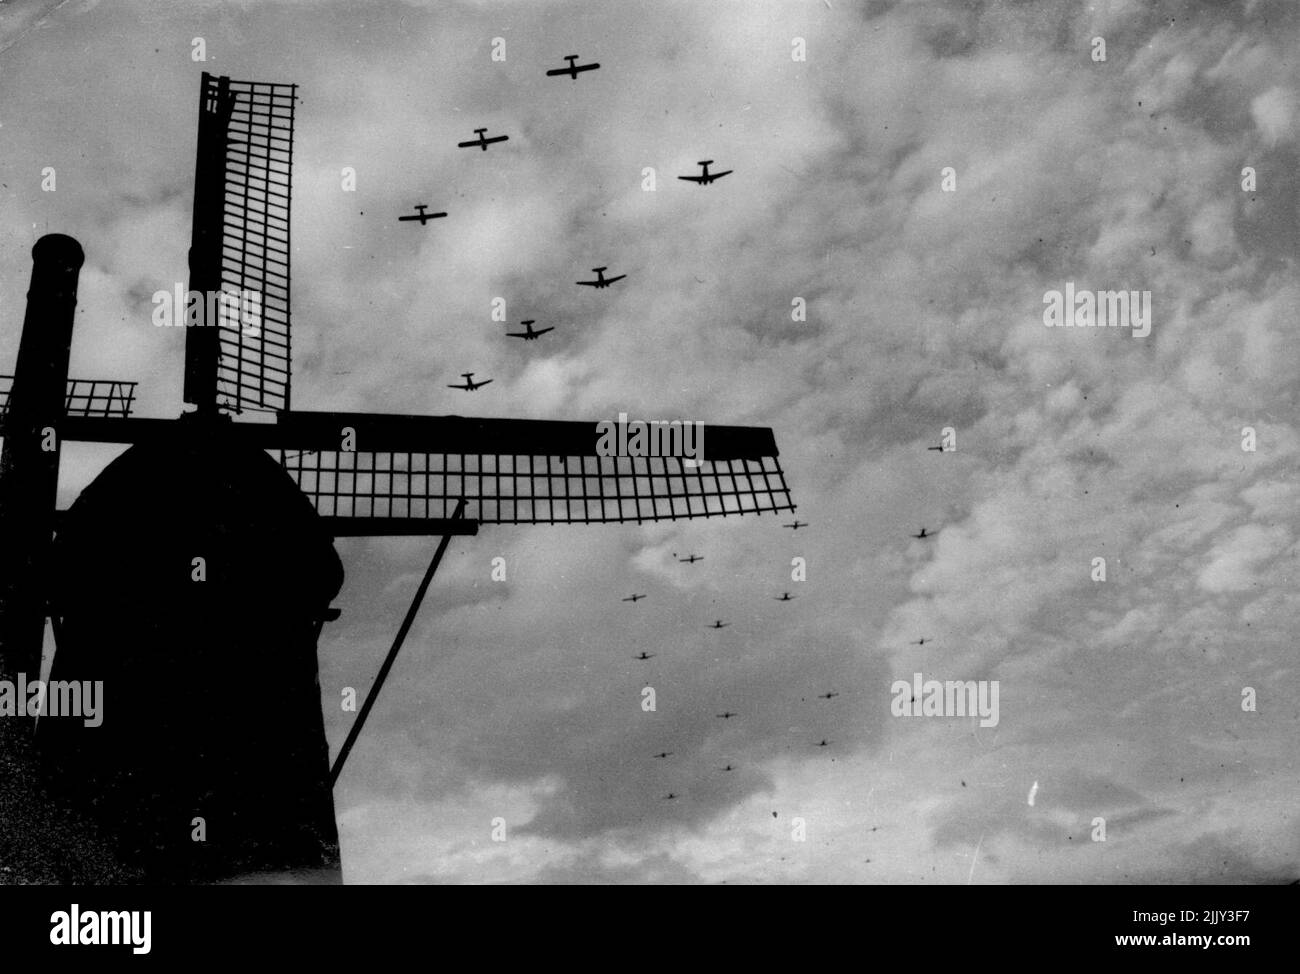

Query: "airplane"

xmin=818 ymin=692 xmax=839 ymax=700
xmin=652 ymin=751 xmax=673 ymax=759
xmin=677 ymin=160 xmax=733 ymax=185
xmin=447 ymin=372 xmax=493 ymax=391
xmin=816 ymin=739 xmax=831 ymax=748
xmin=633 ymin=651 xmax=656 ymax=660
xmin=575 ymin=266 xmax=626 ymax=289
xmin=720 ymin=764 xmax=736 ymax=772
xmin=708 ymin=620 xmax=729 ymax=629
xmin=911 ymin=526 xmax=932 ymax=539
xmin=676 ymin=554 xmax=703 ymax=564
xmin=398 ymin=203 xmax=447 ymax=225
xmin=457 ymin=127 xmax=509 ymax=151
xmin=663 ymin=793 xmax=679 ymax=801
xmin=621 ymin=593 xmax=646 ymax=603
xmin=910 ymin=637 xmax=932 ymax=646
xmin=507 ymin=319 xmax=553 ymax=341
xmin=926 ymin=442 xmax=945 ymax=452
xmin=546 ymin=54 xmax=600 ymax=80
xmin=783 ymin=520 xmax=809 ymax=530
xmin=715 ymin=711 xmax=737 ymax=719
xmin=774 ymin=592 xmax=796 ymax=602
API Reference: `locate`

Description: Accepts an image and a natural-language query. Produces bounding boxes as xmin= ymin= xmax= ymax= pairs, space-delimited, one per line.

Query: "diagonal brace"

xmin=329 ymin=499 xmax=465 ymax=786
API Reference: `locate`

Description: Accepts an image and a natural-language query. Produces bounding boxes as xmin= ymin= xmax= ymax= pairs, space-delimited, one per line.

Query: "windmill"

xmin=0 ymin=73 xmax=796 ymax=884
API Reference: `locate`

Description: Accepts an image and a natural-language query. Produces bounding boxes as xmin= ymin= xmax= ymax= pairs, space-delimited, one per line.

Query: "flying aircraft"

xmin=816 ymin=739 xmax=832 ymax=748
xmin=507 ymin=319 xmax=553 ymax=341
xmin=663 ymin=793 xmax=679 ymax=801
xmin=708 ymin=620 xmax=729 ymax=629
xmin=783 ymin=520 xmax=809 ymax=530
xmin=447 ymin=372 xmax=493 ymax=391
xmin=715 ymin=711 xmax=738 ymax=720
xmin=652 ymin=751 xmax=673 ymax=759
xmin=818 ymin=692 xmax=839 ymax=700
xmin=633 ymin=651 xmax=656 ymax=660
xmin=911 ymin=526 xmax=932 ymax=539
xmin=677 ymin=554 xmax=703 ymax=564
xmin=622 ymin=593 xmax=646 ymax=603
xmin=575 ymin=266 xmax=626 ymax=289
xmin=927 ymin=442 xmax=945 ymax=452
xmin=457 ymin=127 xmax=509 ymax=151
xmin=910 ymin=637 xmax=932 ymax=646
xmin=720 ymin=764 xmax=736 ymax=772
xmin=677 ymin=160 xmax=733 ymax=185
xmin=397 ymin=203 xmax=447 ymax=225
xmin=774 ymin=592 xmax=796 ymax=602
xmin=546 ymin=54 xmax=600 ymax=79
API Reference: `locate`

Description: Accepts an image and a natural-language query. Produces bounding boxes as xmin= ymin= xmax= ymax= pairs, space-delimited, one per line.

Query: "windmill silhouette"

xmin=0 ymin=74 xmax=796 ymax=884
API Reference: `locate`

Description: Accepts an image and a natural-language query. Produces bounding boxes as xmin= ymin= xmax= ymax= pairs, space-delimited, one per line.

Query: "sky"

xmin=1 ymin=0 xmax=1298 ymax=884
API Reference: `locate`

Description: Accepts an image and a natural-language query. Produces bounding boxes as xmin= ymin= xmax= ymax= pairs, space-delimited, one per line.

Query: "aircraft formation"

xmin=387 ymin=52 xmax=732 ymax=391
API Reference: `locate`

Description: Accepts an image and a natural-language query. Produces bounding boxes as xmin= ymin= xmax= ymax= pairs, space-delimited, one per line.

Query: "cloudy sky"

xmin=2 ymin=0 xmax=1298 ymax=883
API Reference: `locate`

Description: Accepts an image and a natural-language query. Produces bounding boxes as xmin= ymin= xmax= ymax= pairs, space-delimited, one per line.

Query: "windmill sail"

xmin=272 ymin=412 xmax=795 ymax=530
xmin=184 ymin=73 xmax=297 ymax=415
xmin=0 ymin=375 xmax=137 ymax=420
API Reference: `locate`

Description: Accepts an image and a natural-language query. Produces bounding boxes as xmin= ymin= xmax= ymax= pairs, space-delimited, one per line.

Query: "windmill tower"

xmin=0 ymin=74 xmax=796 ymax=884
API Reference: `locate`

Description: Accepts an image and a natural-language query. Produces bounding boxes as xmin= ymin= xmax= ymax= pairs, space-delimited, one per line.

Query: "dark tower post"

xmin=0 ymin=233 xmax=83 ymax=699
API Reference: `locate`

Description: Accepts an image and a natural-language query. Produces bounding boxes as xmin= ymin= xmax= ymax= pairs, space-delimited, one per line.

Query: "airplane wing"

xmin=711 ymin=170 xmax=733 ymax=179
xmin=605 ymin=274 xmax=626 ymax=284
xmin=545 ymin=68 xmax=569 ymax=76
xmin=677 ymin=175 xmax=707 ymax=183
xmin=506 ymin=332 xmax=529 ymax=338
xmin=472 ymin=379 xmax=494 ymax=389
xmin=447 ymin=383 xmax=468 ymax=390
xmin=532 ymin=326 xmax=554 ymax=336
xmin=575 ymin=63 xmax=599 ymax=72
xmin=575 ymin=280 xmax=599 ymax=287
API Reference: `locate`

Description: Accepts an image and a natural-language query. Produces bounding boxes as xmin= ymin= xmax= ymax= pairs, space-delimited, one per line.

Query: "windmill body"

xmin=0 ymin=74 xmax=796 ymax=883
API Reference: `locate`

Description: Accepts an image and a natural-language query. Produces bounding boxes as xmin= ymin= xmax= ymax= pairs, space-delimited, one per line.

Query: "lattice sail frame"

xmin=278 ymin=450 xmax=794 ymax=525
xmin=0 ymin=376 xmax=136 ymax=419
xmin=207 ymin=75 xmax=297 ymax=414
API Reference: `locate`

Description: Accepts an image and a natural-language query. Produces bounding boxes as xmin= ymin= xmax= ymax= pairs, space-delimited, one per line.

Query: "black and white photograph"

xmin=0 ymin=0 xmax=1294 ymax=949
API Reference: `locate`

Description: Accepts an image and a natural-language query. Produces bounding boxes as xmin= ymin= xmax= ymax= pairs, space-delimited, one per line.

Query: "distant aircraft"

xmin=398 ymin=203 xmax=447 ymax=225
xmin=783 ymin=520 xmax=809 ymax=530
xmin=677 ymin=554 xmax=703 ymax=564
xmin=677 ymin=160 xmax=733 ymax=185
xmin=652 ymin=751 xmax=673 ymax=759
xmin=633 ymin=651 xmax=656 ymax=660
xmin=715 ymin=711 xmax=737 ymax=719
xmin=911 ymin=637 xmax=932 ymax=646
xmin=663 ymin=793 xmax=679 ymax=801
xmin=507 ymin=319 xmax=553 ymax=341
xmin=546 ymin=54 xmax=600 ymax=79
xmin=818 ymin=691 xmax=839 ymax=700
xmin=774 ymin=592 xmax=796 ymax=602
xmin=708 ymin=620 xmax=729 ymax=629
xmin=622 ymin=593 xmax=646 ymax=603
xmin=926 ymin=442 xmax=945 ymax=452
xmin=911 ymin=526 xmax=932 ymax=539
xmin=721 ymin=764 xmax=736 ymax=772
xmin=447 ymin=372 xmax=493 ymax=391
xmin=457 ymin=127 xmax=509 ymax=151
xmin=576 ymin=266 xmax=626 ymax=289
xmin=816 ymin=739 xmax=831 ymax=748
